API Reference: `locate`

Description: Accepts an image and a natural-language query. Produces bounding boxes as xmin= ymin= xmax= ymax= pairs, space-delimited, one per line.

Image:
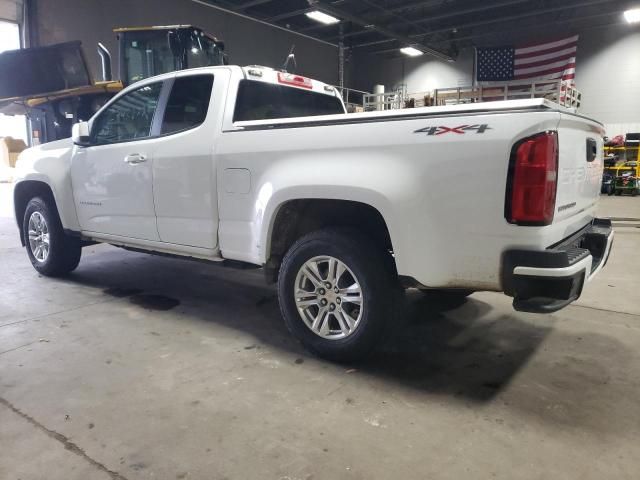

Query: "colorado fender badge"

xmin=414 ymin=124 xmax=492 ymax=135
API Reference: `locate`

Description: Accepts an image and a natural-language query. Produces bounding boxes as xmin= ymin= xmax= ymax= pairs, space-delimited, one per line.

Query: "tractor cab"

xmin=0 ymin=25 xmax=227 ymax=145
xmin=115 ymin=25 xmax=227 ymax=85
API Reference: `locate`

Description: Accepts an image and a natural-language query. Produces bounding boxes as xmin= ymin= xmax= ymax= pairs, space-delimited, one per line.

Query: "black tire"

xmin=277 ymin=228 xmax=397 ymax=362
xmin=632 ymin=189 xmax=638 ymax=197
xmin=23 ymin=196 xmax=82 ymax=277
xmin=607 ymin=185 xmax=615 ymax=196
xmin=615 ymin=189 xmax=622 ymax=196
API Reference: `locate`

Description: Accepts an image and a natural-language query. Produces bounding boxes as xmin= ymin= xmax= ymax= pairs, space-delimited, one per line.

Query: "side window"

xmin=90 ymin=82 xmax=162 ymax=145
xmin=161 ymin=75 xmax=214 ymax=135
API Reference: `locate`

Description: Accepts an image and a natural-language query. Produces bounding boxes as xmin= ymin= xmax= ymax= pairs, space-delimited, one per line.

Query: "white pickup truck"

xmin=13 ymin=65 xmax=613 ymax=361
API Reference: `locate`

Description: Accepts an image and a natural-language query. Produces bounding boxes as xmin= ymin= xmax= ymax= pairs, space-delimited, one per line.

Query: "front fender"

xmin=14 ymin=139 xmax=81 ymax=232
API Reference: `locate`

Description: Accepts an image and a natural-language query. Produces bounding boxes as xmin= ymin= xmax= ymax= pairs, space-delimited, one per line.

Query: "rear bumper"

xmin=502 ymin=218 xmax=614 ymax=313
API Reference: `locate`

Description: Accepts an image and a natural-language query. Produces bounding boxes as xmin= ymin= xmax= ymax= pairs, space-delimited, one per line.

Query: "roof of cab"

xmin=112 ymin=25 xmax=223 ymax=44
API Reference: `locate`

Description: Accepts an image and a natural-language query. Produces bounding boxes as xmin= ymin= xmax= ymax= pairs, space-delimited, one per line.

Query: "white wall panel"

xmin=604 ymin=123 xmax=640 ymax=137
xmin=352 ymin=26 xmax=640 ymax=132
xmin=350 ymin=48 xmax=473 ymax=93
xmin=576 ymin=28 xmax=640 ymax=128
xmin=0 ymin=0 xmax=22 ymax=22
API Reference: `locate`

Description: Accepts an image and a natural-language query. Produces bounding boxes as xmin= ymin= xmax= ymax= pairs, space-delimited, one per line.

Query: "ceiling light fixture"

xmin=305 ymin=10 xmax=340 ymax=25
xmin=624 ymin=8 xmax=640 ymax=23
xmin=400 ymin=46 xmax=424 ymax=57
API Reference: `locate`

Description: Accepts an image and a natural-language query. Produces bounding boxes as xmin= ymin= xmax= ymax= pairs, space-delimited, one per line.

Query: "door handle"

xmin=586 ymin=138 xmax=597 ymax=162
xmin=124 ymin=153 xmax=147 ymax=164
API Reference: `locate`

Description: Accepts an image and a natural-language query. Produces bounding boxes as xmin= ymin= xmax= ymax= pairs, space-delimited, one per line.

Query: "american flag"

xmin=476 ymin=35 xmax=578 ymax=84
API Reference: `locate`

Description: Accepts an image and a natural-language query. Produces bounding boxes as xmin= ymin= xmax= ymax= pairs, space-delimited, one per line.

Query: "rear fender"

xmin=254 ymin=158 xmax=421 ymax=270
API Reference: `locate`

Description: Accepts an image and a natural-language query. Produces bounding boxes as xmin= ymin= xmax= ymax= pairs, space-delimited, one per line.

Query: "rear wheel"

xmin=278 ymin=228 xmax=397 ymax=362
xmin=23 ymin=197 xmax=82 ymax=276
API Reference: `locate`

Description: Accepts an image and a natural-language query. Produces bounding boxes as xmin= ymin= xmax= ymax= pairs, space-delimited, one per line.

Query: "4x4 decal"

xmin=414 ymin=124 xmax=492 ymax=135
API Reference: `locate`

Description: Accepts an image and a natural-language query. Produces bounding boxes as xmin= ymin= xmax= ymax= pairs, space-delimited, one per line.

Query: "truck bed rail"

xmin=363 ymin=80 xmax=581 ymax=112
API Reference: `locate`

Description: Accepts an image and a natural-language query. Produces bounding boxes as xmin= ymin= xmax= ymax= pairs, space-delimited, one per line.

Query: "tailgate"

xmin=554 ymin=113 xmax=605 ymax=224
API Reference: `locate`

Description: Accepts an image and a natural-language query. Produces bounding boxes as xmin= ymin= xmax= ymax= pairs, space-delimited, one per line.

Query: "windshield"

xmin=121 ymin=29 xmax=225 ymax=85
xmin=186 ymin=32 xmax=225 ymax=68
xmin=121 ymin=30 xmax=177 ymax=84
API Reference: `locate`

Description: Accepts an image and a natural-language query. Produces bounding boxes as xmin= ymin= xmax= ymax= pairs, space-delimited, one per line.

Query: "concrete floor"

xmin=1 ymin=183 xmax=639 ymax=480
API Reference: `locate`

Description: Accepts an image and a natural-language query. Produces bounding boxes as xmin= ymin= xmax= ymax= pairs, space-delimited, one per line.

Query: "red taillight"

xmin=277 ymin=72 xmax=313 ymax=89
xmin=506 ymin=131 xmax=558 ymax=225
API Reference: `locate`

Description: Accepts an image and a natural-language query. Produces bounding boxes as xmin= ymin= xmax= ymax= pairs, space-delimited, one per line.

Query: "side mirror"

xmin=72 ymin=122 xmax=90 ymax=146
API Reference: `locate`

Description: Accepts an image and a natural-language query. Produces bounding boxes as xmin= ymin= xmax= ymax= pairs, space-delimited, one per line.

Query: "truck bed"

xmin=219 ymin=98 xmax=604 ymax=291
xmin=231 ymin=98 xmax=597 ymax=130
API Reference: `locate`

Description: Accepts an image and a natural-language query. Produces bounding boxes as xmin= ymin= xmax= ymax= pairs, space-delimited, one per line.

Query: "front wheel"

xmin=278 ymin=228 xmax=397 ymax=362
xmin=23 ymin=197 xmax=82 ymax=277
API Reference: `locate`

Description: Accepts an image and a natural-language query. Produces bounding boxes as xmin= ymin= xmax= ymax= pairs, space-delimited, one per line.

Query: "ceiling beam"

xmin=382 ymin=0 xmax=533 ymax=30
xmin=354 ymin=0 xmax=442 ymax=34
xmin=372 ymin=0 xmax=448 ymax=15
xmin=326 ymin=0 xmax=532 ymax=41
xmin=266 ymin=7 xmax=314 ymax=23
xmin=412 ymin=0 xmax=623 ymax=38
xmin=237 ymin=0 xmax=273 ymax=10
xmin=190 ymin=0 xmax=338 ymax=47
xmin=351 ymin=0 xmax=622 ymax=48
xmin=303 ymin=0 xmax=445 ymax=41
xmin=370 ymin=10 xmax=626 ymax=58
xmin=308 ymin=0 xmax=454 ymax=61
xmin=427 ymin=9 xmax=627 ymax=45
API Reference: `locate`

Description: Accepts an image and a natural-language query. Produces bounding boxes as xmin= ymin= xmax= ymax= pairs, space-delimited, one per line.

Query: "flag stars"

xmin=477 ymin=36 xmax=578 ymax=83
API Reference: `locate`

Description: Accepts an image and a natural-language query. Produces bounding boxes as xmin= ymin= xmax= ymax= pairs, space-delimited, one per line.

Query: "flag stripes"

xmin=477 ymin=35 xmax=578 ymax=84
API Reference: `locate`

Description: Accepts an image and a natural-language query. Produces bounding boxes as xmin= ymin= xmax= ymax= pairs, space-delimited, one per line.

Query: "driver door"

xmin=71 ymin=81 xmax=165 ymax=241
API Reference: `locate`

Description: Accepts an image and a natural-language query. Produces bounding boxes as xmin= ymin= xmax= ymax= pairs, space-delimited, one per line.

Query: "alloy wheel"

xmin=294 ymin=255 xmax=364 ymax=340
xmin=28 ymin=211 xmax=50 ymax=263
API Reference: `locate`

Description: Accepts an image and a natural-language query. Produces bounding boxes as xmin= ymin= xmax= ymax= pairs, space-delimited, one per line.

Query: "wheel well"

xmin=265 ymin=199 xmax=393 ymax=283
xmin=13 ymin=181 xmax=56 ymax=246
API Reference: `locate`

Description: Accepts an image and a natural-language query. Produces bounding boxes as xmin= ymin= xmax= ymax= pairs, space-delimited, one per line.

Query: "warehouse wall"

xmin=26 ymin=1 xmax=640 ymax=133
xmin=350 ymin=48 xmax=473 ymax=94
xmin=352 ymin=25 xmax=640 ymax=133
xmin=575 ymin=27 xmax=640 ymax=134
xmin=0 ymin=0 xmax=22 ymax=22
xmin=30 ymin=0 xmax=340 ymax=85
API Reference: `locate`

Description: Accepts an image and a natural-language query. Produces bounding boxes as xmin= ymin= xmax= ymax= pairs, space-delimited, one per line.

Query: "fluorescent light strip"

xmin=624 ymin=8 xmax=640 ymax=23
xmin=190 ymin=0 xmax=338 ymax=48
xmin=400 ymin=46 xmax=424 ymax=57
xmin=306 ymin=10 xmax=340 ymax=25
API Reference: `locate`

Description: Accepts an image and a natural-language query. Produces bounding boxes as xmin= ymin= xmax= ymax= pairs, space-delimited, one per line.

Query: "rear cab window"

xmin=233 ymin=79 xmax=345 ymax=122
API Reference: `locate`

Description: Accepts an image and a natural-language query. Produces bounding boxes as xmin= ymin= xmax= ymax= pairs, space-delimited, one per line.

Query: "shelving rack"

xmin=604 ymin=145 xmax=640 ymax=179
